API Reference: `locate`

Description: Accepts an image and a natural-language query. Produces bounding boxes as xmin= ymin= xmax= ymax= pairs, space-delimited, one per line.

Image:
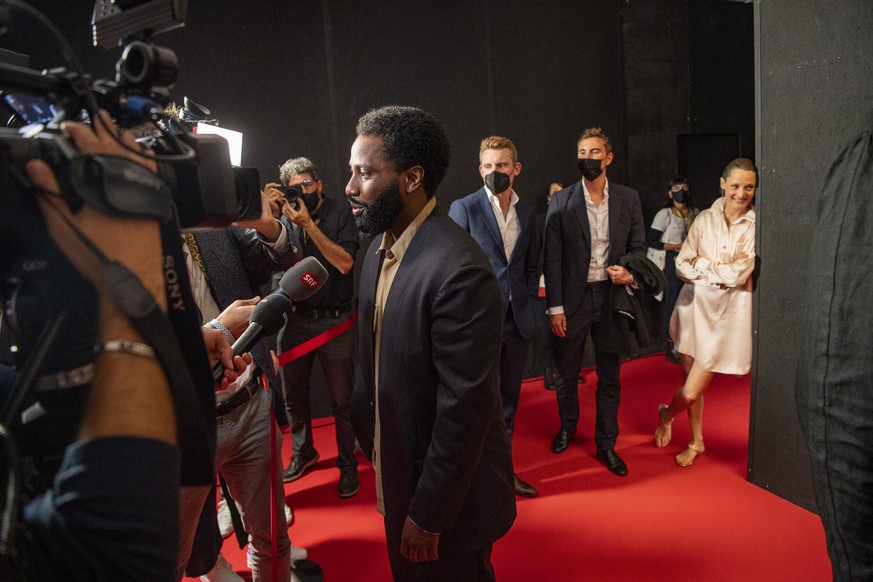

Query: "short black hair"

xmin=355 ymin=105 xmax=451 ymax=198
xmin=668 ymin=176 xmax=688 ymax=190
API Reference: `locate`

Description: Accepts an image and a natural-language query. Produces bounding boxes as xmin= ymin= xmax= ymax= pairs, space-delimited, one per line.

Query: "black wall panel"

xmin=752 ymin=0 xmax=873 ymax=510
xmin=689 ymin=0 xmax=755 ymax=159
xmin=622 ymin=0 xmax=691 ymax=229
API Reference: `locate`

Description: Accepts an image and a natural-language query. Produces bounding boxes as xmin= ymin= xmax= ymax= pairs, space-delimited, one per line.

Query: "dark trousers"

xmin=278 ymin=312 xmax=357 ymax=469
xmin=797 ymin=369 xmax=873 ymax=580
xmin=552 ymin=282 xmax=622 ymax=450
xmin=500 ymin=303 xmax=530 ymax=443
xmin=384 ymin=517 xmax=496 ymax=582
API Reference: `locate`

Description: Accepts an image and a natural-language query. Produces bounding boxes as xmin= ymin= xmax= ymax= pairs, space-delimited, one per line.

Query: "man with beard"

xmin=346 ymin=105 xmax=516 ymax=581
xmin=448 ymin=136 xmax=540 ymax=498
xmin=544 ymin=127 xmax=646 ymax=477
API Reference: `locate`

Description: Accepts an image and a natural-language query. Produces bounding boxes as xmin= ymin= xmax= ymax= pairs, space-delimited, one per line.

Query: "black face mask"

xmin=301 ymin=191 xmax=320 ymax=213
xmin=577 ymin=158 xmax=604 ymax=181
xmin=485 ymin=171 xmax=511 ymax=194
xmin=672 ymin=189 xmax=689 ymax=204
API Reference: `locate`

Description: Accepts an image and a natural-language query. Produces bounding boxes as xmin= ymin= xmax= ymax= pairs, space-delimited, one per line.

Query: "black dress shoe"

xmin=551 ymin=427 xmax=576 ymax=454
xmin=597 ymin=448 xmax=628 ymax=476
xmin=514 ymin=474 xmax=537 ymax=497
xmin=283 ymin=450 xmax=320 ymax=482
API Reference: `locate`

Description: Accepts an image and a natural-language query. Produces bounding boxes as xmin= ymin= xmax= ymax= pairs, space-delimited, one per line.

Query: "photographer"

xmin=6 ymin=110 xmax=235 ymax=580
xmin=266 ymin=158 xmax=360 ymax=498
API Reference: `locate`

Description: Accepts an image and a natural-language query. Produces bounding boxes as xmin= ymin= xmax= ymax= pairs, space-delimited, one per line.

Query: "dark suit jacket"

xmin=351 ymin=206 xmax=516 ymax=551
xmin=543 ymin=180 xmax=646 ymax=317
xmin=194 ymin=226 xmax=300 ymax=390
xmin=448 ymin=188 xmax=541 ymax=339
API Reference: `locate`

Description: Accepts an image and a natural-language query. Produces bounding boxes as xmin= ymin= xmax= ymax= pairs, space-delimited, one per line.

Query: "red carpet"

xmin=186 ymin=353 xmax=831 ymax=581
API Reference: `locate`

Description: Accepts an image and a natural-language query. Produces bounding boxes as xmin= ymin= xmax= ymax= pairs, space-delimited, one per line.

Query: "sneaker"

xmin=246 ymin=544 xmax=308 ymax=569
xmin=338 ymin=466 xmax=360 ymax=498
xmin=217 ymin=497 xmax=233 ymax=539
xmin=283 ymin=451 xmax=319 ymax=483
xmin=201 ymin=552 xmax=244 ymax=582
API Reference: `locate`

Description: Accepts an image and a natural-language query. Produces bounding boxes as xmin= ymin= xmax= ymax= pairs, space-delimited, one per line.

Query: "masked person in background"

xmin=646 ymin=177 xmax=699 ymax=364
xmin=543 ymin=127 xmax=647 ymax=477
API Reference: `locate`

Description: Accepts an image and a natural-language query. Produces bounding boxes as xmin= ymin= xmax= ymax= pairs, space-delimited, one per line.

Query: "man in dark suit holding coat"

xmin=449 ymin=135 xmax=540 ymax=498
xmin=543 ymin=127 xmax=646 ymax=477
xmin=346 ymin=105 xmax=516 ymax=581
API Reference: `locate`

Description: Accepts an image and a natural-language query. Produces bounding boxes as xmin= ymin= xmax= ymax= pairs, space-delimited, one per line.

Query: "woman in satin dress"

xmin=654 ymin=158 xmax=757 ymax=467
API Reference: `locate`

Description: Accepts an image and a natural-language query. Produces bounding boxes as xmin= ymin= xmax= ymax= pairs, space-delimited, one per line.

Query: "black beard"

xmin=354 ymin=181 xmax=403 ymax=237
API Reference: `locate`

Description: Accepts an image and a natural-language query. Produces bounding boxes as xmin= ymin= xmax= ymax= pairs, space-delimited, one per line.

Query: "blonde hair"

xmin=479 ymin=136 xmax=518 ymax=163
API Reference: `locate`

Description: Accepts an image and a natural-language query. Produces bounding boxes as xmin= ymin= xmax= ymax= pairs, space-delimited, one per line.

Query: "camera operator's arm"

xmin=281 ymin=195 xmax=354 ymax=274
xmin=233 ymin=184 xmax=286 ymax=242
xmin=230 ymin=186 xmax=302 ymax=283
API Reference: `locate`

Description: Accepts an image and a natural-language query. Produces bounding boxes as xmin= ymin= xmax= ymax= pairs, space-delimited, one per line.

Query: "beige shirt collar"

xmin=377 ymin=196 xmax=437 ymax=260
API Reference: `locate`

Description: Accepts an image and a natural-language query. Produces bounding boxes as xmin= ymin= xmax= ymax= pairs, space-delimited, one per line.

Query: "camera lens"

xmin=279 ymin=185 xmax=301 ymax=200
xmin=116 ymin=41 xmax=179 ymax=88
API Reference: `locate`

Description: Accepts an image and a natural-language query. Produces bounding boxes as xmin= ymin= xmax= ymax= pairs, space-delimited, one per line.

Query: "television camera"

xmin=0 ymin=0 xmax=250 ymax=505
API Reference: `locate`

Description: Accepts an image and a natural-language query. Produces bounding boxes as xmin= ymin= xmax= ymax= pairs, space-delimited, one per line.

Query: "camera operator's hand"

xmin=217 ymin=297 xmax=260 ymax=339
xmin=201 ymin=327 xmax=253 ymax=390
xmin=233 ymin=184 xmax=283 ymax=242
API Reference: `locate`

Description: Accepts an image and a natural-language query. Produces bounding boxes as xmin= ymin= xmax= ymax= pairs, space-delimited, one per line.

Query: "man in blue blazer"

xmin=543 ymin=127 xmax=647 ymax=477
xmin=449 ymin=136 xmax=540 ymax=498
xmin=348 ymin=106 xmax=516 ymax=581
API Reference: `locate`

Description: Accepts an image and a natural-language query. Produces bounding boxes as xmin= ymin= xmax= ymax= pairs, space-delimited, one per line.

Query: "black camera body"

xmin=277 ymin=183 xmax=302 ymax=209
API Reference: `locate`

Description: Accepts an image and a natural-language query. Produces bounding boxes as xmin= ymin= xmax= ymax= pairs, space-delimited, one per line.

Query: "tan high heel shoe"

xmin=675 ymin=442 xmax=705 ymax=467
xmin=654 ymin=404 xmax=673 ymax=448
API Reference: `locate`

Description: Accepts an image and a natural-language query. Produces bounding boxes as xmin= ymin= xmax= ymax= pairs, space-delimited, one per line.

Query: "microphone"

xmin=211 ymin=257 xmax=329 ymax=384
xmin=274 ymin=256 xmax=330 ymax=302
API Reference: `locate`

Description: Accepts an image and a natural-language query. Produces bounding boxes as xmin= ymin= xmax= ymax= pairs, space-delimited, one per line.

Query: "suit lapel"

xmin=360 ymin=238 xmax=381 ymax=330
xmin=508 ymin=203 xmax=528 ymax=263
xmin=569 ymin=183 xmax=592 ymax=249
xmin=356 ymin=237 xmax=383 ymax=380
xmin=472 ymin=189 xmax=505 ymax=258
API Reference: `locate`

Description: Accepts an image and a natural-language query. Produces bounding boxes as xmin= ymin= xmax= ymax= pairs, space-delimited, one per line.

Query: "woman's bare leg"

xmin=676 ymin=396 xmax=705 ymax=466
xmin=656 ymin=356 xmax=714 ymax=457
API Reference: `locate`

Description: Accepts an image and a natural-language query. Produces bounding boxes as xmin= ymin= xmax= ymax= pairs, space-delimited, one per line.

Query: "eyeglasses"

xmin=292 ymin=179 xmax=317 ymax=190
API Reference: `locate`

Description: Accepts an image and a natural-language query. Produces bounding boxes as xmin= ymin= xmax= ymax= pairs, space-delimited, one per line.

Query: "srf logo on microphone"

xmin=301 ymin=271 xmax=319 ymax=289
